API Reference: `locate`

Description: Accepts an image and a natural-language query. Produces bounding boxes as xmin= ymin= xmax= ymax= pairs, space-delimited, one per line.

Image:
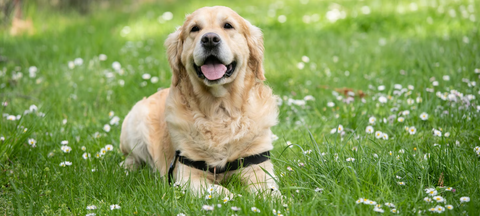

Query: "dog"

xmin=120 ymin=6 xmax=279 ymax=196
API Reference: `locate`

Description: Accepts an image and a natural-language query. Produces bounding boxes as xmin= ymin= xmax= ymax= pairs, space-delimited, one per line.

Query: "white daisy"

xmin=28 ymin=138 xmax=36 ymax=146
xmin=251 ymin=207 xmax=261 ymax=213
xmin=82 ymin=152 xmax=91 ymax=160
xmin=434 ymin=205 xmax=444 ymax=213
xmin=378 ymin=96 xmax=387 ymax=103
xmin=327 ymin=102 xmax=335 ymax=107
xmin=231 ymin=206 xmax=241 ymax=211
xmin=408 ymin=126 xmax=416 ymax=135
xmin=105 ymin=144 xmax=114 ymax=151
xmin=110 ymin=204 xmax=121 ymax=210
xmin=369 ymin=116 xmax=376 ymax=124
xmin=433 ymin=196 xmax=444 ymax=202
xmin=365 ymin=126 xmax=374 ymax=134
xmin=337 ymin=125 xmax=344 ymax=133
xmin=445 ymin=205 xmax=453 ymax=210
xmin=375 ymin=131 xmax=383 ymax=139
xmin=346 ymin=157 xmax=355 ymax=162
xmin=397 ymin=117 xmax=404 ymax=122
xmin=202 ymin=205 xmax=215 ymax=211
xmin=382 ymin=133 xmax=389 ymax=140
xmin=61 ymin=146 xmax=72 ymax=153
xmin=86 ymin=205 xmax=97 ymax=210
xmin=61 ymin=140 xmax=68 ymax=145
xmin=433 ymin=130 xmax=442 ymax=136
xmin=420 ymin=112 xmax=429 ymax=120
xmin=397 ymin=182 xmax=405 ymax=185
xmin=425 ymin=188 xmax=437 ymax=196
xmin=59 ymin=161 xmax=72 ymax=167
xmin=373 ymin=207 xmax=384 ymax=213
xmin=460 ymin=197 xmax=470 ymax=203
xmin=103 ymin=124 xmax=111 ymax=132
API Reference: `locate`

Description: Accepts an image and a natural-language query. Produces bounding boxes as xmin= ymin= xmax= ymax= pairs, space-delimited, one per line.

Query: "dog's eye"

xmin=191 ymin=26 xmax=200 ymax=32
xmin=224 ymin=23 xmax=234 ymax=29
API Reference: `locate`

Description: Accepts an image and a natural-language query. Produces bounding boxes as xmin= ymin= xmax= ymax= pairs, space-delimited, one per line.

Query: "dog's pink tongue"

xmin=201 ymin=62 xmax=227 ymax=80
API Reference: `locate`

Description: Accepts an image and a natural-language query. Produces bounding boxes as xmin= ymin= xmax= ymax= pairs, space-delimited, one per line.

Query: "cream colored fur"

xmin=120 ymin=6 xmax=279 ymax=196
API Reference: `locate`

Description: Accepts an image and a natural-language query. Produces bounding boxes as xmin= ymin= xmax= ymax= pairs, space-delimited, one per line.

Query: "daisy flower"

xmin=420 ymin=112 xmax=429 ymax=120
xmin=424 ymin=197 xmax=432 ymax=202
xmin=433 ymin=196 xmax=445 ymax=202
xmin=337 ymin=125 xmax=344 ymax=133
xmin=61 ymin=140 xmax=68 ymax=145
xmin=434 ymin=205 xmax=445 ymax=213
xmin=346 ymin=157 xmax=355 ymax=162
xmin=444 ymin=132 xmax=450 ymax=137
xmin=365 ymin=126 xmax=374 ymax=134
xmin=425 ymin=188 xmax=437 ymax=196
xmin=207 ymin=185 xmax=216 ymax=194
xmin=378 ymin=96 xmax=387 ymax=103
xmin=82 ymin=152 xmax=91 ymax=160
xmin=397 ymin=117 xmax=404 ymax=122
xmin=222 ymin=196 xmax=230 ymax=203
xmin=314 ymin=188 xmax=323 ymax=192
xmin=407 ymin=98 xmax=414 ymax=105
xmin=86 ymin=205 xmax=97 ymax=210
xmin=59 ymin=161 xmax=72 ymax=167
xmin=0 ymin=136 xmax=4 ymax=141
xmin=205 ymin=194 xmax=212 ymax=200
xmin=81 ymin=146 xmax=86 ymax=151
xmin=398 ymin=149 xmax=405 ymax=154
xmin=408 ymin=126 xmax=416 ymax=135
xmin=86 ymin=213 xmax=96 ymax=216
xmin=251 ymin=207 xmax=261 ymax=213
xmin=105 ymin=144 xmax=114 ymax=151
xmin=390 ymin=209 xmax=399 ymax=213
xmin=369 ymin=116 xmax=376 ymax=124
xmin=287 ymin=166 xmax=293 ymax=171
xmin=364 ymin=200 xmax=377 ymax=205
xmin=103 ymin=124 xmax=111 ymax=132
xmin=375 ymin=131 xmax=383 ymax=139
xmin=110 ymin=116 xmax=120 ymax=125
xmin=231 ymin=206 xmax=241 ymax=211
xmin=373 ymin=207 xmax=384 ymax=213
xmin=356 ymin=198 xmax=364 ymax=204
xmin=100 ymin=148 xmax=107 ymax=155
xmin=445 ymin=187 xmax=453 ymax=191
xmin=61 ymin=146 xmax=72 ymax=153
xmin=382 ymin=133 xmax=389 ymax=140
xmin=330 ymin=128 xmax=337 ymax=134
xmin=110 ymin=204 xmax=121 ymax=210
xmin=384 ymin=203 xmax=395 ymax=208
xmin=327 ymin=102 xmax=335 ymax=107
xmin=28 ymin=138 xmax=36 ymax=146
xmin=397 ymin=182 xmax=405 ymax=185
xmin=445 ymin=205 xmax=453 ymax=210
xmin=460 ymin=197 xmax=470 ymax=203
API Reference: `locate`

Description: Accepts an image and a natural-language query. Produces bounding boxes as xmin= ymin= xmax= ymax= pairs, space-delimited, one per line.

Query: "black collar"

xmin=168 ymin=151 xmax=270 ymax=185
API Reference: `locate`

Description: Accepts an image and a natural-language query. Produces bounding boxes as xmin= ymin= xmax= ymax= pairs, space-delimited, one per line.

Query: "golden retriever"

xmin=120 ymin=6 xmax=279 ymax=196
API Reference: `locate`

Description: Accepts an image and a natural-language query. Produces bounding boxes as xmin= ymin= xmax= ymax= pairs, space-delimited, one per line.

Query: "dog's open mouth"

xmin=194 ymin=56 xmax=236 ymax=81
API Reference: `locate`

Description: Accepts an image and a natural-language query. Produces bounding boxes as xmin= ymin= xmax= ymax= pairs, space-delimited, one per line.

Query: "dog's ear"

xmin=164 ymin=28 xmax=184 ymax=86
xmin=245 ymin=22 xmax=266 ymax=81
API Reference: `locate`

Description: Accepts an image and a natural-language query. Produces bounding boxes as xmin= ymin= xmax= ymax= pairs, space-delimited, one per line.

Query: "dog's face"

xmin=165 ymin=6 xmax=265 ymax=93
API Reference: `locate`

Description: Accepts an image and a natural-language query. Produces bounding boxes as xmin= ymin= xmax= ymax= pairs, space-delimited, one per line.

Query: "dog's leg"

xmin=241 ymin=161 xmax=281 ymax=197
xmin=175 ymin=163 xmax=232 ymax=197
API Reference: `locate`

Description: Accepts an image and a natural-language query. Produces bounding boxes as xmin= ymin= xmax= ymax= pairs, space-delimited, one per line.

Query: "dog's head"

xmin=165 ymin=6 xmax=265 ymax=96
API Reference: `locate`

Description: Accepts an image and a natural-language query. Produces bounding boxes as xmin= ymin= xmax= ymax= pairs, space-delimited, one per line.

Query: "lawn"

xmin=1 ymin=0 xmax=479 ymax=215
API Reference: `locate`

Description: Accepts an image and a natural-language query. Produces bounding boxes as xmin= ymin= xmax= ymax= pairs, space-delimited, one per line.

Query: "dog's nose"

xmin=201 ymin=32 xmax=221 ymax=48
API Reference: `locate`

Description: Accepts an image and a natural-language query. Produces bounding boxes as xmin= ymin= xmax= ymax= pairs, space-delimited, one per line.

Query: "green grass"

xmin=1 ymin=0 xmax=480 ymax=215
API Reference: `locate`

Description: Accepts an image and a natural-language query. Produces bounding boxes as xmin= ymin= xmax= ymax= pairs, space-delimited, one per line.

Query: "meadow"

xmin=1 ymin=0 xmax=479 ymax=215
